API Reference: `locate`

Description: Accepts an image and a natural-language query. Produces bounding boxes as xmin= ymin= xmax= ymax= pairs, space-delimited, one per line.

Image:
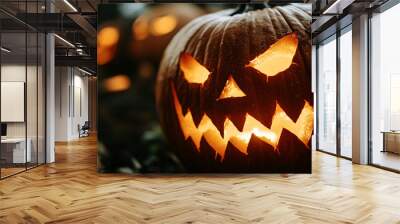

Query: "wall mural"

xmin=98 ymin=3 xmax=312 ymax=173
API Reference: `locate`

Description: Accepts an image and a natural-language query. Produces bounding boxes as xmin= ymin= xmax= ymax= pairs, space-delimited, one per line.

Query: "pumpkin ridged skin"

xmin=156 ymin=4 xmax=312 ymax=172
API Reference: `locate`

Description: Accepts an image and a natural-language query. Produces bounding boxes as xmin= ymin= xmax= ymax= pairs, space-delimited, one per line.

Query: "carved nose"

xmin=217 ymin=75 xmax=246 ymax=100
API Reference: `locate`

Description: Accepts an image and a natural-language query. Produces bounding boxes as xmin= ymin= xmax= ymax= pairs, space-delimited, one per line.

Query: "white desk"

xmin=1 ymin=138 xmax=31 ymax=163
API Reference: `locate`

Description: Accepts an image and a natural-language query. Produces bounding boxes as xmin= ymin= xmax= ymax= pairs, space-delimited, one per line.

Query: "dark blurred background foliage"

xmin=97 ymin=3 xmax=234 ymax=173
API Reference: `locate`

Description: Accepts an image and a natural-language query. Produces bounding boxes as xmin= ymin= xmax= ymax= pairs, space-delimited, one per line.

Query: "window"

xmin=339 ymin=27 xmax=352 ymax=158
xmin=370 ymin=3 xmax=400 ymax=171
xmin=317 ymin=35 xmax=337 ymax=154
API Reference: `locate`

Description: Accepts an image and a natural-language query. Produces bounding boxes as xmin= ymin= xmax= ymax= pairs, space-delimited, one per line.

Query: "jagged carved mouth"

xmin=171 ymin=84 xmax=314 ymax=161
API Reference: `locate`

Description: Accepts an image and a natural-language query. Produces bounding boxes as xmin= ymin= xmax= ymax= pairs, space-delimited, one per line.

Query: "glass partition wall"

xmin=316 ymin=26 xmax=353 ymax=159
xmin=0 ymin=2 xmax=46 ymax=179
xmin=0 ymin=30 xmax=27 ymax=177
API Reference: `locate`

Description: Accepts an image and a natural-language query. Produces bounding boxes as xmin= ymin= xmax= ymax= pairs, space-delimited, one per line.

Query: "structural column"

xmin=352 ymin=14 xmax=369 ymax=164
xmin=46 ymin=0 xmax=55 ymax=163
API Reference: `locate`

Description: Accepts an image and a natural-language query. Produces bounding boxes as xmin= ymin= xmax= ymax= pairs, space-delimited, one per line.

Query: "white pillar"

xmin=352 ymin=14 xmax=369 ymax=164
xmin=46 ymin=1 xmax=55 ymax=163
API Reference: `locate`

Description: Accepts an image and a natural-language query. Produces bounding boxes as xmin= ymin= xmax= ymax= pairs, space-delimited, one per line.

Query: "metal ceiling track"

xmin=311 ymin=0 xmax=388 ymax=44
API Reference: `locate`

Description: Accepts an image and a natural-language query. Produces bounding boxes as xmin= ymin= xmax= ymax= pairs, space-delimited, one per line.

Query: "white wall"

xmin=72 ymin=73 xmax=89 ymax=138
xmin=55 ymin=67 xmax=89 ymax=141
xmin=55 ymin=66 xmax=70 ymax=141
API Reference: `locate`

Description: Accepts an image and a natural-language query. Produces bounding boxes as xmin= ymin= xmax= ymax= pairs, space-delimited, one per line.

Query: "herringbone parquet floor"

xmin=1 ymin=135 xmax=400 ymax=224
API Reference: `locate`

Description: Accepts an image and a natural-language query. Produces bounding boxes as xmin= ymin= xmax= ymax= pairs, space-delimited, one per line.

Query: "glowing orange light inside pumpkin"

xmin=133 ymin=17 xmax=149 ymax=40
xmin=150 ymin=15 xmax=177 ymax=36
xmin=97 ymin=26 xmax=120 ymax=65
xmin=98 ymin=26 xmax=120 ymax=48
xmin=104 ymin=75 xmax=131 ymax=92
xmin=180 ymin=53 xmax=210 ymax=84
xmin=217 ymin=75 xmax=246 ymax=100
xmin=247 ymin=33 xmax=298 ymax=77
xmin=172 ymin=84 xmax=313 ymax=161
xmin=97 ymin=46 xmax=115 ymax=65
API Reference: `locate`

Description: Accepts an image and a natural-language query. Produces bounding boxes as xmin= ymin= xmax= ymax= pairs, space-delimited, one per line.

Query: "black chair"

xmin=78 ymin=121 xmax=90 ymax=138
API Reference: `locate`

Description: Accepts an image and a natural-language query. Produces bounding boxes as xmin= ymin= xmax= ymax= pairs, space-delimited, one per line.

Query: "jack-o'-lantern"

xmin=156 ymin=4 xmax=313 ymax=173
xmin=131 ymin=4 xmax=204 ymax=62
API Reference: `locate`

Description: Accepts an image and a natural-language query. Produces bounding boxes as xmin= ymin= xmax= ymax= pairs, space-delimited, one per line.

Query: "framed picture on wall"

xmin=1 ymin=81 xmax=25 ymax=122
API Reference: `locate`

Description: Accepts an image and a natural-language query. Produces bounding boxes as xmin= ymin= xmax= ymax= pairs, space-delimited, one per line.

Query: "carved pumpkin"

xmin=131 ymin=4 xmax=204 ymax=62
xmin=156 ymin=4 xmax=313 ymax=173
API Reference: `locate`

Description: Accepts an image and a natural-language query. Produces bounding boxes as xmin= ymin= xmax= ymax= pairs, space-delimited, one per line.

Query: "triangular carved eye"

xmin=247 ymin=33 xmax=298 ymax=77
xmin=217 ymin=75 xmax=246 ymax=100
xmin=180 ymin=53 xmax=210 ymax=84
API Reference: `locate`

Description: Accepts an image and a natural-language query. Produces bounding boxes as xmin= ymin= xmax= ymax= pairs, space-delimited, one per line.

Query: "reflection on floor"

xmin=373 ymin=150 xmax=400 ymax=171
xmin=0 ymin=167 xmax=25 ymax=177
xmin=340 ymin=147 xmax=352 ymax=159
xmin=0 ymin=163 xmax=41 ymax=178
xmin=0 ymin=136 xmax=400 ymax=223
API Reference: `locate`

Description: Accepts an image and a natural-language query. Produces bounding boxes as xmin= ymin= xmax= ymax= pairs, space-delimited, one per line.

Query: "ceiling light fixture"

xmin=322 ymin=0 xmax=354 ymax=15
xmin=54 ymin=34 xmax=75 ymax=48
xmin=78 ymin=67 xmax=93 ymax=76
xmin=63 ymin=0 xmax=78 ymax=12
xmin=76 ymin=49 xmax=85 ymax=56
xmin=1 ymin=47 xmax=11 ymax=53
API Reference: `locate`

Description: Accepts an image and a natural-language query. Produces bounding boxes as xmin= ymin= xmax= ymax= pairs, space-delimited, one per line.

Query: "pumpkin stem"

xmin=230 ymin=2 xmax=292 ymax=15
xmin=230 ymin=3 xmax=271 ymax=16
xmin=230 ymin=5 xmax=247 ymax=15
xmin=251 ymin=3 xmax=271 ymax=10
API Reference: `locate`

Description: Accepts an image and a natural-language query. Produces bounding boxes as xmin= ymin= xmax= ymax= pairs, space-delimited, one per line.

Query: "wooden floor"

xmin=372 ymin=150 xmax=400 ymax=171
xmin=1 ymin=136 xmax=400 ymax=223
xmin=1 ymin=167 xmax=26 ymax=178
